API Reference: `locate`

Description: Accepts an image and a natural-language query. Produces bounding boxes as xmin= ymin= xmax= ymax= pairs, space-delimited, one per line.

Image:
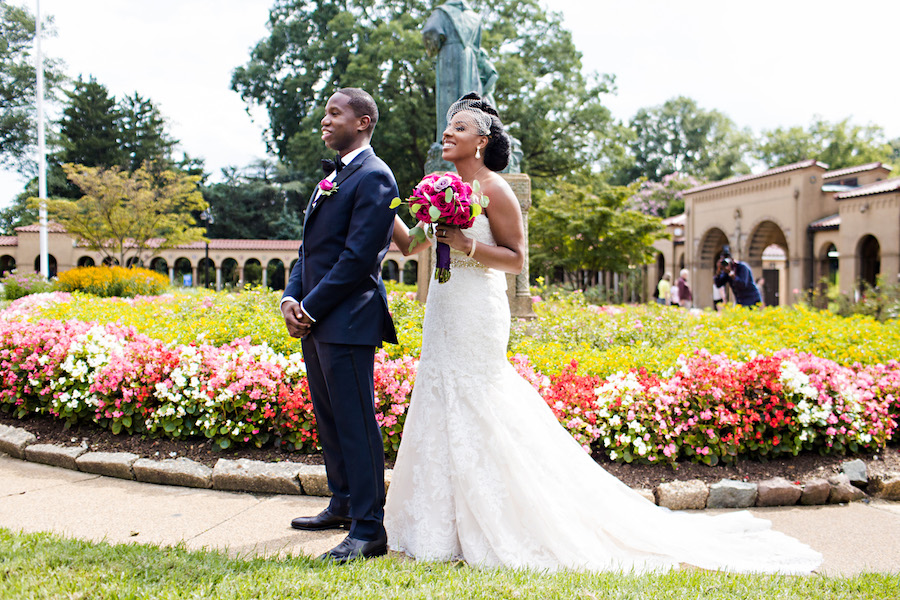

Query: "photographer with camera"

xmin=714 ymin=246 xmax=761 ymax=308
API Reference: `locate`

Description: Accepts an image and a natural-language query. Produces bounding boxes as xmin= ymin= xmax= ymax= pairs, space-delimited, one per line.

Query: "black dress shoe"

xmin=318 ymin=532 xmax=388 ymax=564
xmin=290 ymin=509 xmax=351 ymax=531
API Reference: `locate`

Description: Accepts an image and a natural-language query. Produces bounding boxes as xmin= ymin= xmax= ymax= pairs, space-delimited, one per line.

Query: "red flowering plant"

xmin=542 ymin=360 xmax=603 ymax=451
xmin=271 ymin=369 xmax=318 ymax=452
xmin=390 ymin=172 xmax=489 ymax=283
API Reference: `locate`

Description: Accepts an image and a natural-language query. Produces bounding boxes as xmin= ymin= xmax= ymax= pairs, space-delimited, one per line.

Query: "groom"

xmin=281 ymin=87 xmax=398 ymax=563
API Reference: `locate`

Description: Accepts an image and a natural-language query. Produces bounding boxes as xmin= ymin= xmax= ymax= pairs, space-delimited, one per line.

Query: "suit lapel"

xmin=303 ymin=148 xmax=374 ymax=227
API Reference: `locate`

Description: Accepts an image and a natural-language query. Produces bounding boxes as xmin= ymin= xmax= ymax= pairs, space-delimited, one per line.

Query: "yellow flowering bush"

xmin=27 ymin=287 xmax=900 ymax=378
xmin=511 ymin=293 xmax=900 ymax=376
xmin=56 ymin=266 xmax=169 ymax=298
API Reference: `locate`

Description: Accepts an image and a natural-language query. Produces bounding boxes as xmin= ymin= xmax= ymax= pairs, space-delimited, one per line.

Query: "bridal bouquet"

xmin=390 ymin=172 xmax=489 ymax=283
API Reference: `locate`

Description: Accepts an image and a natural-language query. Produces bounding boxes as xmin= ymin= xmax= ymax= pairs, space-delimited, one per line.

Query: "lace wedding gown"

xmin=384 ymin=215 xmax=822 ymax=574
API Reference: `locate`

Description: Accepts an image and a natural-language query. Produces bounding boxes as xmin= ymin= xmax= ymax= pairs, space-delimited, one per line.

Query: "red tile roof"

xmin=169 ymin=239 xmax=301 ymax=251
xmin=834 ymin=177 xmax=900 ymax=200
xmin=11 ymin=224 xmax=403 ymax=254
xmin=808 ymin=213 xmax=840 ymax=231
xmin=14 ymin=222 xmax=67 ymax=233
xmin=823 ymin=162 xmax=891 ymax=180
xmin=662 ymin=213 xmax=685 ymax=226
xmin=684 ymin=159 xmax=828 ymax=195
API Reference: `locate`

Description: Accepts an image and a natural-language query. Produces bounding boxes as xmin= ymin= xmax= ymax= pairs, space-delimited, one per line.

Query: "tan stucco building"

xmin=648 ymin=160 xmax=897 ymax=308
xmin=0 ymin=225 xmax=419 ymax=291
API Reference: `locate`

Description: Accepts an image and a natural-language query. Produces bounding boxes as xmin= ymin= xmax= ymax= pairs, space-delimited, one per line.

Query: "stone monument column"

xmin=417 ymin=0 xmax=532 ymax=318
xmin=416 ymin=173 xmax=536 ymax=319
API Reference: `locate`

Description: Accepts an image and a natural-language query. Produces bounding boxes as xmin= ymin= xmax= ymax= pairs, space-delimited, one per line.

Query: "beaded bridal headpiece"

xmin=446 ymin=97 xmax=492 ymax=136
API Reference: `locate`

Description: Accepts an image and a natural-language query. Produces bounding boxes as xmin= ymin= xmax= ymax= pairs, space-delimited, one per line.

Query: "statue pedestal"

xmin=416 ymin=172 xmax=536 ymax=320
xmin=425 ymin=143 xmax=456 ymax=175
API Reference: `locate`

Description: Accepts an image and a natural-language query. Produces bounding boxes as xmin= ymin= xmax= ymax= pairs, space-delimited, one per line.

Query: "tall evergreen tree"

xmin=58 ymin=75 xmax=123 ymax=168
xmin=119 ymin=92 xmax=177 ymax=171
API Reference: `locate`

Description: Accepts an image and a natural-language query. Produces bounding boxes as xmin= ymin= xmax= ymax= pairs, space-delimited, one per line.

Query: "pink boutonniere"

xmin=318 ymin=179 xmax=338 ymax=197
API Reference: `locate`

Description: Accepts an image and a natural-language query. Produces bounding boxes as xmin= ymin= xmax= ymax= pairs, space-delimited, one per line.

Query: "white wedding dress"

xmin=384 ymin=215 xmax=822 ymax=574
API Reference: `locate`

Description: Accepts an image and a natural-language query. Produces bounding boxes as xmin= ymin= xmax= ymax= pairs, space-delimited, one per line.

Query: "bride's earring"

xmin=475 ymin=147 xmax=481 ymax=159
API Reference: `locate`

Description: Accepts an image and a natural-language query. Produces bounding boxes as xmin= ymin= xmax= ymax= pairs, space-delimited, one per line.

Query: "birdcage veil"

xmin=446 ymin=98 xmax=492 ymax=136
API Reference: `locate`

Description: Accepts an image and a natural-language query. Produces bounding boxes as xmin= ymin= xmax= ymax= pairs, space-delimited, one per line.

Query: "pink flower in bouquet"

xmin=390 ymin=172 xmax=489 ymax=283
xmin=433 ymin=175 xmax=452 ymax=192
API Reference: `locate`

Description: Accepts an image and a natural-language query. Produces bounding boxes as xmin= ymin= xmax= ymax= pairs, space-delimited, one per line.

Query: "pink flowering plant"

xmin=373 ymin=350 xmax=417 ymax=454
xmin=0 ymin=269 xmax=55 ymax=300
xmin=390 ymin=172 xmax=489 ymax=283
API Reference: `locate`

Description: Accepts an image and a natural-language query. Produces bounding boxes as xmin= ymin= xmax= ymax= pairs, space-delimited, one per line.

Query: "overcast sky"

xmin=3 ymin=0 xmax=898 ymax=209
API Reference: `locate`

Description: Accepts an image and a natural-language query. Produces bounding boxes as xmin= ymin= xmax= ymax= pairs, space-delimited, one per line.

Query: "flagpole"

xmin=36 ymin=0 xmax=49 ymax=278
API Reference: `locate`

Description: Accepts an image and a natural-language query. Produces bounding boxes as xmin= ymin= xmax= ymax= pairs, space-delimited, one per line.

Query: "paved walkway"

xmin=1 ymin=454 xmax=899 ymax=576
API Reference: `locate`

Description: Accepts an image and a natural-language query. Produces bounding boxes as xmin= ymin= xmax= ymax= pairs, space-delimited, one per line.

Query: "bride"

xmin=385 ymin=93 xmax=822 ymax=574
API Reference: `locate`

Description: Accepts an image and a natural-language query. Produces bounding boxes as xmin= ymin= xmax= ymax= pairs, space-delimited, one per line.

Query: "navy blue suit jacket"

xmin=284 ymin=148 xmax=399 ymax=346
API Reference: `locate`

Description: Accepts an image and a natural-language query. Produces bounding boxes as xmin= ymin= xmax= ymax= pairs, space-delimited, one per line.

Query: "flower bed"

xmin=1 ymin=292 xmax=898 ymax=464
xmin=0 ymin=311 xmax=416 ymax=456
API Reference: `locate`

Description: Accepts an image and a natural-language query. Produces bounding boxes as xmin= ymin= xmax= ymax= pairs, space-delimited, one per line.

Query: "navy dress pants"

xmin=301 ymin=335 xmax=385 ymax=541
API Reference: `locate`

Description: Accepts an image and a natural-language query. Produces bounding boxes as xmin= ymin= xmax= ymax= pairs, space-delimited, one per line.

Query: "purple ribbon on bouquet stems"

xmin=434 ymin=240 xmax=451 ymax=283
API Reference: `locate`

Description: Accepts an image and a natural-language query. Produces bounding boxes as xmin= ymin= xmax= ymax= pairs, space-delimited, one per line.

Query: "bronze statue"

xmin=423 ymin=0 xmax=497 ymax=143
xmin=423 ymin=1 xmax=521 ymax=173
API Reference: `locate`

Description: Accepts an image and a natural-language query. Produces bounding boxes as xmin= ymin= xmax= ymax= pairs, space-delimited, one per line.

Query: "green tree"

xmin=35 ymin=163 xmax=207 ymax=266
xmin=119 ymin=92 xmax=177 ymax=171
xmin=626 ymin=172 xmax=703 ymax=218
xmin=477 ymin=0 xmax=617 ymax=186
xmin=203 ymin=160 xmax=304 ymax=240
xmin=231 ymin=0 xmax=617 ymax=198
xmin=57 ymin=75 xmax=123 ymax=168
xmin=0 ymin=1 xmax=63 ymax=173
xmin=529 ymin=179 xmax=668 ymax=284
xmin=0 ymin=166 xmax=69 ymax=234
xmin=621 ymin=96 xmax=751 ymax=184
xmin=754 ymin=117 xmax=896 ymax=170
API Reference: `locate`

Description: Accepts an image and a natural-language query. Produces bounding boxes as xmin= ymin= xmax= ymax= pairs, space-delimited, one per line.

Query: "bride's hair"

xmin=456 ymin=92 xmax=510 ymax=172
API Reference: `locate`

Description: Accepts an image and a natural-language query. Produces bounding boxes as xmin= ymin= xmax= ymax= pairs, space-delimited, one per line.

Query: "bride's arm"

xmin=391 ymin=214 xmax=432 ymax=256
xmin=439 ymin=177 xmax=525 ymax=274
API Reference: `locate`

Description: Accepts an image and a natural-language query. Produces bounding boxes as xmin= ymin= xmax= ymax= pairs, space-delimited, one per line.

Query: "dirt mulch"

xmin=3 ymin=412 xmax=899 ymax=490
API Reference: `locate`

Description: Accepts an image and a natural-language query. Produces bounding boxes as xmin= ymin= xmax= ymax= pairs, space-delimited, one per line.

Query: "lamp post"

xmin=200 ymin=210 xmax=214 ymax=289
xmin=36 ymin=0 xmax=48 ymax=278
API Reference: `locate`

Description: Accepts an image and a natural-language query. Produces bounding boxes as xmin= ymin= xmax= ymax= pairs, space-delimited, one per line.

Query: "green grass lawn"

xmin=1 ymin=529 xmax=897 ymax=600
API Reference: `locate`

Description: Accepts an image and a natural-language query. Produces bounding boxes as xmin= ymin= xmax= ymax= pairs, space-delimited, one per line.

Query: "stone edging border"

xmin=2 ymin=423 xmax=899 ymax=508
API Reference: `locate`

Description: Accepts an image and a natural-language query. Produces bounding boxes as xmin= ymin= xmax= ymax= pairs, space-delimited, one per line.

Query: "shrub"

xmin=0 ymin=270 xmax=55 ymax=300
xmin=56 ymin=266 xmax=169 ymax=297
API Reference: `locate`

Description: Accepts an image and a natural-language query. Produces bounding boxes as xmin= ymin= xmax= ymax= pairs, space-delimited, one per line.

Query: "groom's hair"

xmin=336 ymin=87 xmax=379 ymax=137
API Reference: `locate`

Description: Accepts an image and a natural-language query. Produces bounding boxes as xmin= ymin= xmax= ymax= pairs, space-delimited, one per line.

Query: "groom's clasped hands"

xmin=281 ymin=301 xmax=312 ymax=338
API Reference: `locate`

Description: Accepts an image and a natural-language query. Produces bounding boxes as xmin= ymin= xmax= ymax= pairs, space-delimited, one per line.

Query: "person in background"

xmin=656 ymin=272 xmax=672 ymax=305
xmin=675 ymin=269 xmax=692 ymax=308
xmin=756 ymin=277 xmax=767 ymax=307
xmin=714 ymin=246 xmax=761 ymax=308
xmin=712 ymin=282 xmax=726 ymax=311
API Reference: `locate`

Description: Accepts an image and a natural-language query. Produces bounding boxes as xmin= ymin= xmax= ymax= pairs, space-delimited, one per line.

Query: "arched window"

xmin=402 ymin=260 xmax=418 ymax=285
xmin=1 ymin=255 xmax=17 ymax=276
xmin=33 ymin=254 xmax=57 ymax=277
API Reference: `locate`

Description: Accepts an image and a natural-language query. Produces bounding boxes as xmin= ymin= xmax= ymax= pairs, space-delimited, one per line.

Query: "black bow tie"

xmin=320 ymin=153 xmax=343 ymax=175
